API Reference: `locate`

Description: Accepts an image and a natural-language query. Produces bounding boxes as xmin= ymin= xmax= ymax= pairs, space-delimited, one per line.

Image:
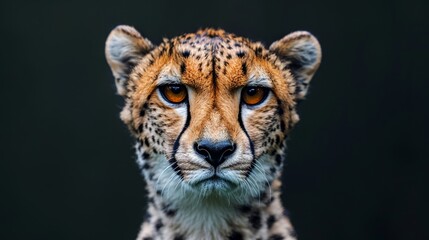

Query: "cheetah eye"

xmin=159 ymin=84 xmax=187 ymax=104
xmin=241 ymin=86 xmax=269 ymax=106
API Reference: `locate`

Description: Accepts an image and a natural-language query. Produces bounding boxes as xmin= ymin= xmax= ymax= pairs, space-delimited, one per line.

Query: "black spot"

xmin=255 ymin=47 xmax=263 ymax=56
xmin=288 ymin=58 xmax=304 ymax=72
xmin=148 ymin=58 xmax=154 ymax=66
xmin=280 ymin=121 xmax=286 ymax=132
xmin=142 ymin=163 xmax=150 ymax=169
xmin=140 ymin=109 xmax=145 ymax=117
xmin=275 ymin=154 xmax=282 ymax=165
xmin=142 ymin=152 xmax=150 ymax=159
xmin=180 ymin=63 xmax=186 ymax=73
xmin=144 ymin=137 xmax=150 ymax=147
xmin=279 ymin=140 xmax=285 ymax=149
xmin=267 ymin=215 xmax=276 ymax=229
xmin=234 ymin=43 xmax=242 ymax=47
xmin=239 ymin=205 xmax=252 ymax=213
xmin=226 ymin=54 xmax=232 ymax=59
xmin=140 ymin=48 xmax=150 ymax=56
xmin=258 ymin=189 xmax=268 ymax=200
xmin=143 ymin=237 xmax=153 ymax=240
xmin=241 ymin=63 xmax=247 ymax=75
xmin=155 ymin=219 xmax=163 ymax=231
xmin=277 ymin=106 xmax=284 ymax=115
xmin=269 ymin=234 xmax=284 ymax=240
xmin=164 ymin=207 xmax=176 ymax=217
xmin=302 ymin=81 xmax=309 ymax=87
xmin=162 ymin=204 xmax=176 ymax=217
xmin=270 ymin=167 xmax=276 ymax=173
xmin=249 ymin=210 xmax=262 ymax=229
xmin=138 ymin=124 xmax=143 ymax=133
xmin=149 ymin=172 xmax=154 ymax=180
xmin=268 ymin=234 xmax=284 ymax=240
xmin=236 ymin=51 xmax=245 ymax=58
xmin=173 ymin=235 xmax=184 ymax=240
xmin=228 ymin=231 xmax=243 ymax=240
xmin=168 ymin=44 xmax=174 ymax=56
xmin=182 ymin=50 xmax=190 ymax=58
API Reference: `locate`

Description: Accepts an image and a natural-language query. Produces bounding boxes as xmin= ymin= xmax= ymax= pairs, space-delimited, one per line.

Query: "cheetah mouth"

xmin=194 ymin=174 xmax=238 ymax=191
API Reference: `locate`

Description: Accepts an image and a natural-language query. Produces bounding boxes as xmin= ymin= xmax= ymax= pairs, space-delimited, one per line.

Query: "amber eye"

xmin=241 ymin=86 xmax=269 ymax=106
xmin=159 ymin=84 xmax=187 ymax=104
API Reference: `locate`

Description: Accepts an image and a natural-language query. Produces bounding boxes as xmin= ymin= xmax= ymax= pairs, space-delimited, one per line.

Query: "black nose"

xmin=194 ymin=139 xmax=236 ymax=168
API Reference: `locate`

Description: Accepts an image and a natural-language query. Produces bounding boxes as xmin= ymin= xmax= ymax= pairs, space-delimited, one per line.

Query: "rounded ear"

xmin=105 ymin=25 xmax=154 ymax=96
xmin=269 ymin=31 xmax=321 ymax=99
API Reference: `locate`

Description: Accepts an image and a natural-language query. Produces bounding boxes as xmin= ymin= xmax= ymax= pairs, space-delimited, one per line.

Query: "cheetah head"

xmin=105 ymin=26 xmax=321 ymax=205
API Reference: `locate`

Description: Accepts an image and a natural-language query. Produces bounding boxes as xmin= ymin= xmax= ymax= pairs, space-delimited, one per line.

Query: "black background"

xmin=1 ymin=0 xmax=428 ymax=239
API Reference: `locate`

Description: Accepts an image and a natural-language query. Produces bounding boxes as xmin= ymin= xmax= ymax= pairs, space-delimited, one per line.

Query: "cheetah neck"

xmin=139 ymin=176 xmax=293 ymax=240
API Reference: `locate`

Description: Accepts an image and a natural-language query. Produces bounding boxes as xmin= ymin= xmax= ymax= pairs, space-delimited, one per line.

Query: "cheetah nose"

xmin=194 ymin=139 xmax=236 ymax=168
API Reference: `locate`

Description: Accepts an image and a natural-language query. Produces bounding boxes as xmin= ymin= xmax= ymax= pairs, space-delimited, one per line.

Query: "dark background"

xmin=1 ymin=0 xmax=428 ymax=239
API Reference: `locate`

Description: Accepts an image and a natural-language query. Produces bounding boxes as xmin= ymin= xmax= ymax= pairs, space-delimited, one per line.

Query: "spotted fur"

xmin=105 ymin=26 xmax=321 ymax=240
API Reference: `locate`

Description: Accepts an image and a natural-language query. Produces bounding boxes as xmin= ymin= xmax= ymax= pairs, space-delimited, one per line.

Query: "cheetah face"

xmin=105 ymin=26 xmax=321 ymax=203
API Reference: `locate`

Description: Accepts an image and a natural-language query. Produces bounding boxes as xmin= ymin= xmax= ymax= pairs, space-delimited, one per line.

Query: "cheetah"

xmin=105 ymin=25 xmax=321 ymax=240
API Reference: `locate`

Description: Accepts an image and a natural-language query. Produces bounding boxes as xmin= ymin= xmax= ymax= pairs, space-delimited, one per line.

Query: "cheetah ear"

xmin=269 ymin=31 xmax=321 ymax=99
xmin=105 ymin=25 xmax=154 ymax=96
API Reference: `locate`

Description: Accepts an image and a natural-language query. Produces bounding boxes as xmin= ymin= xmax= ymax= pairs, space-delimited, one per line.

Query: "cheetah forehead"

xmin=156 ymin=28 xmax=273 ymax=90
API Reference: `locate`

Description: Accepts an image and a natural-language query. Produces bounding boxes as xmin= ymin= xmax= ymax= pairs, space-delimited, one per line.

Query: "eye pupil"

xmin=170 ymin=86 xmax=183 ymax=94
xmin=247 ymin=87 xmax=257 ymax=96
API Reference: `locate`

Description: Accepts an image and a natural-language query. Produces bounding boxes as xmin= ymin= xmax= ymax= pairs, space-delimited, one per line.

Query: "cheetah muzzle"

xmin=105 ymin=25 xmax=321 ymax=240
